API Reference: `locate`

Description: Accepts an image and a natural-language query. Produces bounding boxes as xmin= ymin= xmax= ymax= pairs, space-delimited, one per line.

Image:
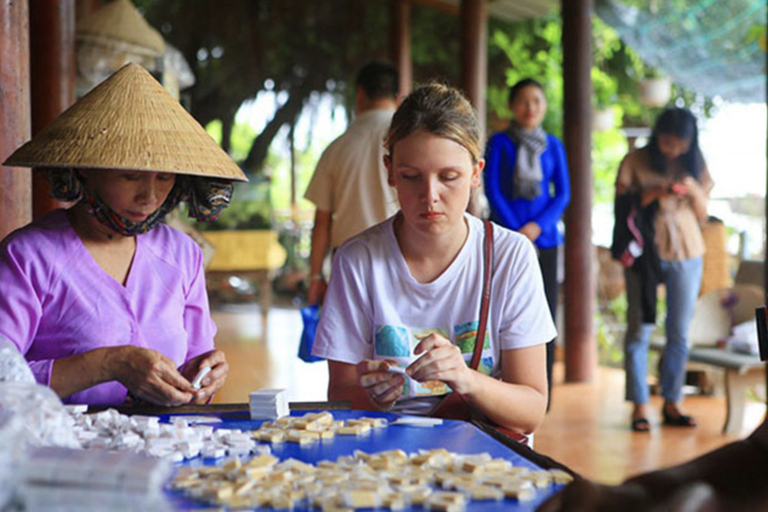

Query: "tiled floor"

xmin=211 ymin=303 xmax=329 ymax=404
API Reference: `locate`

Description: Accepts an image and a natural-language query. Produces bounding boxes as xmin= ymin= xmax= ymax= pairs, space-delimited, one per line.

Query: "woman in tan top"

xmin=615 ymin=108 xmax=713 ymax=432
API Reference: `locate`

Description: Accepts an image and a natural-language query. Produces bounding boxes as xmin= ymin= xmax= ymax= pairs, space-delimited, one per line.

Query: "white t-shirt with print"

xmin=312 ymin=213 xmax=556 ymax=412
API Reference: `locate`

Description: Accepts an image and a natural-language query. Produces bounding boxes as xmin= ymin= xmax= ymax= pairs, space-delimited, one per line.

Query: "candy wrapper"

xmin=374 ymin=327 xmax=451 ymax=398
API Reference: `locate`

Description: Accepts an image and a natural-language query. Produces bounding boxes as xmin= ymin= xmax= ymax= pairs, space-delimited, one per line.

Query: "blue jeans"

xmin=624 ymin=256 xmax=703 ymax=405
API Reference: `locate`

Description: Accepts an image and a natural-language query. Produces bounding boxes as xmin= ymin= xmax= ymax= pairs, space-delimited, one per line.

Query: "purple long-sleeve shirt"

xmin=0 ymin=209 xmax=216 ymax=405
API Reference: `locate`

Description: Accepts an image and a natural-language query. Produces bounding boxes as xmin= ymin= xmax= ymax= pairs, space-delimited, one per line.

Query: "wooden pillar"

xmin=289 ymin=120 xmax=296 ymax=208
xmin=460 ymin=0 xmax=487 ymax=140
xmin=0 ymin=0 xmax=33 ymax=240
xmin=562 ymin=0 xmax=596 ymax=382
xmin=30 ymin=0 xmax=76 ymax=219
xmin=390 ymin=0 xmax=412 ymax=102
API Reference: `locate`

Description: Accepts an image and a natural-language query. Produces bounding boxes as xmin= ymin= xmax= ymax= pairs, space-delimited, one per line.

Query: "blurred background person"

xmin=483 ymin=78 xmax=570 ymax=408
xmin=304 ymin=60 xmax=400 ymax=305
xmin=616 ymin=107 xmax=712 ymax=432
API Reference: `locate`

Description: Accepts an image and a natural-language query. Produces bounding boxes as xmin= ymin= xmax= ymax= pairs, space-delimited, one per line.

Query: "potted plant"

xmin=639 ymin=69 xmax=671 ymax=107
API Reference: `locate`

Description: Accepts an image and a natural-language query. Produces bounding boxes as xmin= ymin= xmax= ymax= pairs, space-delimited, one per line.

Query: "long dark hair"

xmin=646 ymin=107 xmax=704 ymax=181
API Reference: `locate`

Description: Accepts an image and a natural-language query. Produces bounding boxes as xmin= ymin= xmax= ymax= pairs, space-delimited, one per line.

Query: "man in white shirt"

xmin=304 ymin=61 xmax=400 ymax=304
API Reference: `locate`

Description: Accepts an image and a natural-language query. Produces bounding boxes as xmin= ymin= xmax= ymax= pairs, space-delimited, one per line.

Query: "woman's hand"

xmin=678 ymin=176 xmax=705 ymax=202
xmin=307 ymin=278 xmax=328 ymax=305
xmin=407 ymin=333 xmax=476 ymax=395
xmin=519 ymin=222 xmax=542 ymax=242
xmin=641 ymin=186 xmax=674 ymax=206
xmin=109 ymin=346 xmax=195 ymax=406
xmin=679 ymin=176 xmax=700 ymax=193
xmin=670 ymin=182 xmax=688 ymax=195
xmin=679 ymin=176 xmax=709 ymax=221
xmin=356 ymin=359 xmax=404 ymax=409
xmin=178 ymin=349 xmax=229 ymax=404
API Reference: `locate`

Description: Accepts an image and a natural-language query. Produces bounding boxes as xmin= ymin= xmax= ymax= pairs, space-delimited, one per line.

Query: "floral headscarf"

xmin=45 ymin=168 xmax=234 ymax=236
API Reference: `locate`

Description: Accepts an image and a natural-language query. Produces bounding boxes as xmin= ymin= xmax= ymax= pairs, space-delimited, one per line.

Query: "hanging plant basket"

xmin=592 ymin=107 xmax=615 ymax=132
xmin=639 ymin=77 xmax=671 ymax=107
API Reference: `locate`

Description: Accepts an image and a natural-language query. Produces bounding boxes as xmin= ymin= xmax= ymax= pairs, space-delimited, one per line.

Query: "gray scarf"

xmin=507 ymin=121 xmax=547 ymax=200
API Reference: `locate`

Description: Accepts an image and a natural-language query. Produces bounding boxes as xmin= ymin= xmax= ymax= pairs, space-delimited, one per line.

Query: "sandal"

xmin=631 ymin=417 xmax=651 ymax=432
xmin=662 ymin=409 xmax=697 ymax=427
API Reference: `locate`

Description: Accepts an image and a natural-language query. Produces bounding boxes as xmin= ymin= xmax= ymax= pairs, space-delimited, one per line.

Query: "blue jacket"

xmin=483 ymin=131 xmax=571 ymax=249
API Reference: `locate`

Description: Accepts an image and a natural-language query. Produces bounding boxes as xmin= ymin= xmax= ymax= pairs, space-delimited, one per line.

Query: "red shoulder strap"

xmin=470 ymin=220 xmax=493 ymax=370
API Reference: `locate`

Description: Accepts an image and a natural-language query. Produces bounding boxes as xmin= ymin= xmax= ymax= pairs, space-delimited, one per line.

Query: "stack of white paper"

xmin=18 ymin=446 xmax=173 ymax=511
xmin=249 ymin=388 xmax=289 ymax=420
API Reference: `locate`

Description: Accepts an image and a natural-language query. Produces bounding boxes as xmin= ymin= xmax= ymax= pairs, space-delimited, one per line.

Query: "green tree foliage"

xmin=137 ymin=0 xmax=392 ymax=175
xmin=136 ymin=0 xmax=718 ymax=212
xmin=488 ymin=17 xmax=564 ymax=137
xmin=410 ymin=5 xmax=461 ymax=84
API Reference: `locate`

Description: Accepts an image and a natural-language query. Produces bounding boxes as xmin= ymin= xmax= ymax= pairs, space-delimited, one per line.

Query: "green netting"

xmin=596 ymin=0 xmax=766 ymax=103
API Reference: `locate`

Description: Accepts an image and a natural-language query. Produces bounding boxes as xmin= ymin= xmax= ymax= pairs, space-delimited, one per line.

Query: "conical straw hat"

xmin=76 ymin=0 xmax=165 ymax=57
xmin=4 ymin=63 xmax=247 ymax=182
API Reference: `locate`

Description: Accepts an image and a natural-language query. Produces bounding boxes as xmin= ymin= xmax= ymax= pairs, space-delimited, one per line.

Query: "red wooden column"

xmin=30 ymin=0 xmax=76 ymax=219
xmin=0 ymin=0 xmax=33 ymax=240
xmin=562 ymin=0 xmax=596 ymax=382
xmin=390 ymin=0 xmax=412 ymax=102
xmin=460 ymin=0 xmax=487 ymax=140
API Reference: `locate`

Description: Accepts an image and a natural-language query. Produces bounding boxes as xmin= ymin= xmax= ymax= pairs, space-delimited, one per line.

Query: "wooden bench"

xmin=650 ymin=340 xmax=766 ymax=435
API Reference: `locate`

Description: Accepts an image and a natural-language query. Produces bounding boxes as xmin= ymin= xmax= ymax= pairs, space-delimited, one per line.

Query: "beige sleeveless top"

xmin=616 ymin=149 xmax=713 ymax=261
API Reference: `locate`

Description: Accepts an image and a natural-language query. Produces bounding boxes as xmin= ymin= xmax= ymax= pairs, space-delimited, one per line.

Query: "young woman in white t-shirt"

xmin=311 ymin=83 xmax=555 ymax=436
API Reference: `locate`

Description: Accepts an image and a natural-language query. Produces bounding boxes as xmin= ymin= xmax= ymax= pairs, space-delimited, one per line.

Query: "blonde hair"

xmin=384 ymin=83 xmax=481 ymax=164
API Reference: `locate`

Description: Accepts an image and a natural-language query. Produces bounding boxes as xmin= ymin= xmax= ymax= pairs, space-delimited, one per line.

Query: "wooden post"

xmin=30 ymin=0 xmax=76 ymax=219
xmin=562 ymin=0 xmax=596 ymax=382
xmin=390 ymin=0 xmax=412 ymax=102
xmin=0 ymin=0 xmax=33 ymax=240
xmin=289 ymin=120 xmax=296 ymax=209
xmin=460 ymin=0 xmax=487 ymax=140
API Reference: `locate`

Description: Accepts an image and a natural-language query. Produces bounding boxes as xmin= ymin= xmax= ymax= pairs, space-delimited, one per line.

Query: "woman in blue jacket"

xmin=484 ymin=78 xmax=571 ymax=408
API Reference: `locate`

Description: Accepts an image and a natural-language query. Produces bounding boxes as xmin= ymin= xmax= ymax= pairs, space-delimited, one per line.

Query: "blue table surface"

xmin=163 ymin=409 xmax=564 ymax=511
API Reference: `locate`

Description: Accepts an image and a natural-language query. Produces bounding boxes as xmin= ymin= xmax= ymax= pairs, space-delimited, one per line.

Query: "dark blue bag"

xmin=298 ymin=305 xmax=324 ymax=363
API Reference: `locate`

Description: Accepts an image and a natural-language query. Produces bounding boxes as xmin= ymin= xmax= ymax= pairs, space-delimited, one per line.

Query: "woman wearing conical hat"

xmin=0 ymin=63 xmax=247 ymax=406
